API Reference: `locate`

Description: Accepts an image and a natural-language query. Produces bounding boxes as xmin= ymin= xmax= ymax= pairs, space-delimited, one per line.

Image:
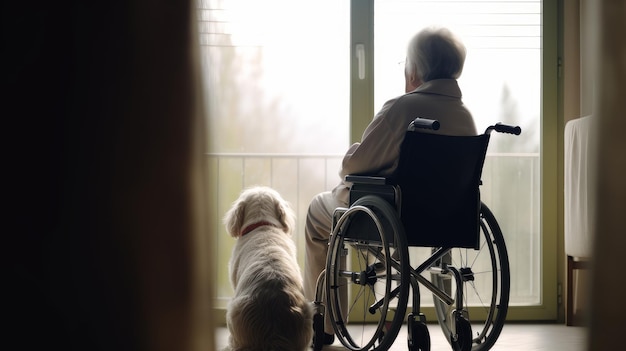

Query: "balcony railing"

xmin=206 ymin=152 xmax=540 ymax=306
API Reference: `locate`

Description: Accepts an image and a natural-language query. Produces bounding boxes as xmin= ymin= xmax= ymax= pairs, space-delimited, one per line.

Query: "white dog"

xmin=223 ymin=186 xmax=312 ymax=351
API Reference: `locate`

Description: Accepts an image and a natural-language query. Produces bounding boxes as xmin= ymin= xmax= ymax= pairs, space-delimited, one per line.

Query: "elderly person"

xmin=303 ymin=26 xmax=477 ymax=344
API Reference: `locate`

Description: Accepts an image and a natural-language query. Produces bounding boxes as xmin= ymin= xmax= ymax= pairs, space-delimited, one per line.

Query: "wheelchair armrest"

xmin=345 ymin=175 xmax=391 ymax=185
xmin=346 ymin=176 xmax=399 ymax=210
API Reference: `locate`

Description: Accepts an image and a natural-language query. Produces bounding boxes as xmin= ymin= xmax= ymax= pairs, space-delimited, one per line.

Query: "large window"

xmin=200 ymin=0 xmax=553 ymax=318
xmin=198 ymin=0 xmax=350 ymax=307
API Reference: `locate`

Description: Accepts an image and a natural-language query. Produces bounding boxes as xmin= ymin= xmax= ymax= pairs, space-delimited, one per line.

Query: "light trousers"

xmin=304 ymin=188 xmax=348 ymax=334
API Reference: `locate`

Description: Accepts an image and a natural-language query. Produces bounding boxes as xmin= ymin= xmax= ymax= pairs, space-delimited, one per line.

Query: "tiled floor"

xmin=215 ymin=323 xmax=587 ymax=350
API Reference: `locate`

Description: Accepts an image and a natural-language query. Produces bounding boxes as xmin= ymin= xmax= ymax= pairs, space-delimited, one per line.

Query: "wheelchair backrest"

xmin=394 ymin=131 xmax=490 ymax=248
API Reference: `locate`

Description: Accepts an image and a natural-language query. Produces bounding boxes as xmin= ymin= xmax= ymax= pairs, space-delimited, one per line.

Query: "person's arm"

xmin=339 ymin=98 xmax=399 ymax=179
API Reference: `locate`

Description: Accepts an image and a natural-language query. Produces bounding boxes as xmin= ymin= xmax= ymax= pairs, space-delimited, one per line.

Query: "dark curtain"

xmin=5 ymin=1 xmax=213 ymax=350
xmin=588 ymin=1 xmax=626 ymax=350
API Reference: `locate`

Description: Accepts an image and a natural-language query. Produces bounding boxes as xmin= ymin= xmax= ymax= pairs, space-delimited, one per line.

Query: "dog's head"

xmin=223 ymin=186 xmax=296 ymax=238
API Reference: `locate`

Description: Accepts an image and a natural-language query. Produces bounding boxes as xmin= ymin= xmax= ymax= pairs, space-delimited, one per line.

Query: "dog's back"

xmin=226 ymin=268 xmax=312 ymax=351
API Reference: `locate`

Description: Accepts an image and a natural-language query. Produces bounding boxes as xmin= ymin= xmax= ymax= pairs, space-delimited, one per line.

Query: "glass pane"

xmin=198 ymin=0 xmax=350 ymax=303
xmin=374 ymin=0 xmax=541 ymax=306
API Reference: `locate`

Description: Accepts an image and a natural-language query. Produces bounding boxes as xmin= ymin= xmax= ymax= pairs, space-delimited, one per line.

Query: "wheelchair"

xmin=312 ymin=118 xmax=521 ymax=351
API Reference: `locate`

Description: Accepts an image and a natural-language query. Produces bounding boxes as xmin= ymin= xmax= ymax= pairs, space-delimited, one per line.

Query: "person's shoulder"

xmin=382 ymin=95 xmax=404 ymax=106
xmin=389 ymin=89 xmax=431 ymax=107
xmin=375 ymin=94 xmax=405 ymax=116
xmin=389 ymin=90 xmax=424 ymax=104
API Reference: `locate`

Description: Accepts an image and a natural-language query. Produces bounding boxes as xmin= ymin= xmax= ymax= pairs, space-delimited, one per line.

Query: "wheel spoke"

xmin=431 ymin=203 xmax=510 ymax=351
xmin=326 ymin=196 xmax=409 ymax=351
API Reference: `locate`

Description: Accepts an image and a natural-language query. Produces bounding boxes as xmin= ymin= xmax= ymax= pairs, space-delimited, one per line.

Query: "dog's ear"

xmin=224 ymin=199 xmax=246 ymax=238
xmin=275 ymin=197 xmax=296 ymax=236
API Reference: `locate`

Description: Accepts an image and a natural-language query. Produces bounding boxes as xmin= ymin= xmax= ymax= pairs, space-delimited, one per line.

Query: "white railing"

xmin=207 ymin=152 xmax=541 ymax=306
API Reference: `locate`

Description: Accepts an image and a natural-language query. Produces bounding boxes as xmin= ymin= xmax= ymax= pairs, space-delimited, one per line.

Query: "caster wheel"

xmin=312 ymin=312 xmax=324 ymax=351
xmin=408 ymin=313 xmax=431 ymax=351
xmin=451 ymin=314 xmax=472 ymax=351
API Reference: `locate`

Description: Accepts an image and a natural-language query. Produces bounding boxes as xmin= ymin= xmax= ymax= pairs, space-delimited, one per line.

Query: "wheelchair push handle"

xmin=409 ymin=118 xmax=440 ymax=131
xmin=487 ymin=123 xmax=522 ymax=135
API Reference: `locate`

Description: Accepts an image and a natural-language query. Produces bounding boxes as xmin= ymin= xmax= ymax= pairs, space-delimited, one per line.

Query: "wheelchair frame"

xmin=312 ymin=119 xmax=521 ymax=351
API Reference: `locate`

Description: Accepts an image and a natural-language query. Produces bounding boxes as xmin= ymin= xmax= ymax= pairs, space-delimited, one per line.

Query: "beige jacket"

xmin=332 ymin=78 xmax=477 ymax=204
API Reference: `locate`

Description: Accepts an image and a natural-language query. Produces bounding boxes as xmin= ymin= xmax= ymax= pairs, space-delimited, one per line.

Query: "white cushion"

xmin=564 ymin=115 xmax=594 ymax=258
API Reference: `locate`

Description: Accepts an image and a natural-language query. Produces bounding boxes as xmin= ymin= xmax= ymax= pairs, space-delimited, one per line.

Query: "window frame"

xmin=207 ymin=0 xmax=560 ymax=323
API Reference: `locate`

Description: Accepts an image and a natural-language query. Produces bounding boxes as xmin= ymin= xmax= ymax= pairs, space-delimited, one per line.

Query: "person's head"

xmin=404 ymin=27 xmax=466 ymax=92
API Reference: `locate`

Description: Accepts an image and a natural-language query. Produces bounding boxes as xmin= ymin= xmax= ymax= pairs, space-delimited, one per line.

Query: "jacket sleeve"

xmin=339 ymin=98 xmax=399 ymax=179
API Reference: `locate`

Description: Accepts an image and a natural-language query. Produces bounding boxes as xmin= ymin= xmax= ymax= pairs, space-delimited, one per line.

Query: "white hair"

xmin=405 ymin=27 xmax=467 ymax=82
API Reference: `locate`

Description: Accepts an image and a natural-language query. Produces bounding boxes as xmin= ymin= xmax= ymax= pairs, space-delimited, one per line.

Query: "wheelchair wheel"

xmin=407 ymin=313 xmax=430 ymax=351
xmin=326 ymin=195 xmax=410 ymax=351
xmin=431 ymin=203 xmax=510 ymax=351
